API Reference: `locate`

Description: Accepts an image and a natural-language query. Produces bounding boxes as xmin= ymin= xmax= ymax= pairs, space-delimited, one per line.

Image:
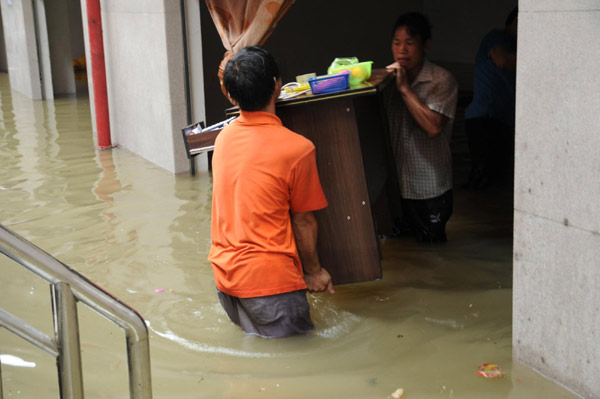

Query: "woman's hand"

xmin=386 ymin=62 xmax=410 ymax=94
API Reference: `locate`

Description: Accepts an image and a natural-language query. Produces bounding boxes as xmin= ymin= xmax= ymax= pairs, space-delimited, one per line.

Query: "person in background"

xmin=464 ymin=7 xmax=518 ymax=189
xmin=384 ymin=12 xmax=458 ymax=243
xmin=208 ymin=46 xmax=334 ymax=338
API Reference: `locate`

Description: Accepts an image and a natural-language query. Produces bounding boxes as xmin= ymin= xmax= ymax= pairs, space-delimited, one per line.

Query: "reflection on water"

xmin=0 ymin=73 xmax=578 ymax=398
xmin=0 ymin=354 xmax=36 ymax=368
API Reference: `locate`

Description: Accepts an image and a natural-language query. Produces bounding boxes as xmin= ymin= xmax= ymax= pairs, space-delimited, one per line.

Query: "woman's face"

xmin=391 ymin=26 xmax=428 ymax=73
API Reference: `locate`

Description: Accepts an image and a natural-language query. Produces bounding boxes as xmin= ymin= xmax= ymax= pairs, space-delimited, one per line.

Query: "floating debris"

xmin=424 ymin=317 xmax=464 ymax=330
xmin=391 ymin=388 xmax=404 ymax=398
xmin=476 ymin=363 xmax=505 ymax=378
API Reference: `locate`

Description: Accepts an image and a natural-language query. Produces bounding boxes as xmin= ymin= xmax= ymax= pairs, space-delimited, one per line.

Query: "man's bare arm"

xmin=291 ymin=211 xmax=334 ymax=294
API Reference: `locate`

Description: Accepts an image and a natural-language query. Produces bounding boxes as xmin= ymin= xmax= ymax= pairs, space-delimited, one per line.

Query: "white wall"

xmin=513 ymin=1 xmax=600 ymax=398
xmin=185 ymin=0 xmax=204 ymax=124
xmin=89 ymin=0 xmax=189 ymax=173
xmin=0 ymin=0 xmax=42 ymax=99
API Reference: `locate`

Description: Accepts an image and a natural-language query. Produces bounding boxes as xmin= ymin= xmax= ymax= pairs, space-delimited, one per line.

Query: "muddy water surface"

xmin=0 ymin=74 xmax=577 ymax=398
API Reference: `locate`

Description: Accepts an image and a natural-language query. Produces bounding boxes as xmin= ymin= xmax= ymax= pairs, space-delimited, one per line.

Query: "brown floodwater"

xmin=0 ymin=73 xmax=578 ymax=398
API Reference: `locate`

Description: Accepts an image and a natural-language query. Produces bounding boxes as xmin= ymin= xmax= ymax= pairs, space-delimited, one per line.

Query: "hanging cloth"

xmin=204 ymin=0 xmax=295 ymax=101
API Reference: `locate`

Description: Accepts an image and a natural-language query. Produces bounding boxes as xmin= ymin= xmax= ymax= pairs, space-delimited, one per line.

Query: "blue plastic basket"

xmin=308 ymin=71 xmax=350 ymax=94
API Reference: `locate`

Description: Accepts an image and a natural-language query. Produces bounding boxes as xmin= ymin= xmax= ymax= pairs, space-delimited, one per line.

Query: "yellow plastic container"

xmin=328 ymin=61 xmax=373 ymax=86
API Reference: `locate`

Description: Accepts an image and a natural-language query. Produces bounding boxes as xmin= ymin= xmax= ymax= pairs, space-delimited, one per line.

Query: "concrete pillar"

xmin=163 ymin=0 xmax=190 ymax=173
xmin=33 ymin=0 xmax=54 ymax=100
xmin=0 ymin=0 xmax=42 ymax=99
xmin=80 ymin=0 xmax=97 ymax=136
xmin=513 ymin=1 xmax=600 ymax=398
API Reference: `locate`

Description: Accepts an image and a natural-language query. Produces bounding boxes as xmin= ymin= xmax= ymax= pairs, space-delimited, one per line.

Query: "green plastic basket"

xmin=327 ymin=59 xmax=373 ymax=86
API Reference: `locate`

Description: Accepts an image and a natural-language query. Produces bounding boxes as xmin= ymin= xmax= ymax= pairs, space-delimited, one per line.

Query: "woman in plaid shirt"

xmin=384 ymin=12 xmax=458 ymax=243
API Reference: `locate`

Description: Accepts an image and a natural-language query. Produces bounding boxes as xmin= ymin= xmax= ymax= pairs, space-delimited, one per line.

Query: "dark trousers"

xmin=464 ymin=117 xmax=514 ymax=189
xmin=401 ymin=189 xmax=453 ymax=243
xmin=217 ymin=289 xmax=314 ymax=338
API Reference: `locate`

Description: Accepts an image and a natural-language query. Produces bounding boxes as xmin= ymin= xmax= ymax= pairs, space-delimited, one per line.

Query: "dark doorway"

xmin=199 ymin=1 xmax=517 ymax=287
xmin=43 ymin=0 xmax=87 ymax=96
xmin=0 ymin=7 xmax=7 ymax=73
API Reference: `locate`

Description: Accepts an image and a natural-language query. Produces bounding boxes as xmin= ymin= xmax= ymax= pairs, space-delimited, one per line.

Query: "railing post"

xmin=125 ymin=330 xmax=153 ymax=399
xmin=1 ymin=224 xmax=153 ymax=397
xmin=0 ymin=357 xmax=4 ymax=399
xmin=52 ymin=282 xmax=84 ymax=399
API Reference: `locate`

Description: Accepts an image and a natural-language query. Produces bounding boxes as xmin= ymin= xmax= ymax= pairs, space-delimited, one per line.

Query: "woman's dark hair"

xmin=391 ymin=12 xmax=432 ymax=43
xmin=505 ymin=6 xmax=518 ymax=27
xmin=223 ymin=46 xmax=280 ymax=111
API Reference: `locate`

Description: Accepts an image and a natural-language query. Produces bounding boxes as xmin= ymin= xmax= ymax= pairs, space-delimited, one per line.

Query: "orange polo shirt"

xmin=208 ymin=111 xmax=328 ymax=298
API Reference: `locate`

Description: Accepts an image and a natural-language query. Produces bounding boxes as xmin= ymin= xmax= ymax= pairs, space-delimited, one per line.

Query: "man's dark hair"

xmin=223 ymin=46 xmax=280 ymax=112
xmin=391 ymin=12 xmax=432 ymax=43
xmin=505 ymin=6 xmax=518 ymax=27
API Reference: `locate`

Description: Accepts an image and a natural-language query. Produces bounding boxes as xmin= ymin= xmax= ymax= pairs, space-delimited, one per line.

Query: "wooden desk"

xmin=181 ymin=122 xmax=221 ymax=175
xmin=224 ymin=69 xmax=396 ymax=285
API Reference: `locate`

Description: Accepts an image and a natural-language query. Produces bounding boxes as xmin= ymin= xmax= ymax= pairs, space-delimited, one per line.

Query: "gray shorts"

xmin=217 ymin=289 xmax=314 ymax=338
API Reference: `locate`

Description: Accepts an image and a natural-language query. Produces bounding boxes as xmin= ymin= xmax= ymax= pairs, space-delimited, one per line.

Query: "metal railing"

xmin=0 ymin=224 xmax=152 ymax=398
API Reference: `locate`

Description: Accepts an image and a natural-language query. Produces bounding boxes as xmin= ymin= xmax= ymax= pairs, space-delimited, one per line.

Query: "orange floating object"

xmin=476 ymin=363 xmax=505 ymax=378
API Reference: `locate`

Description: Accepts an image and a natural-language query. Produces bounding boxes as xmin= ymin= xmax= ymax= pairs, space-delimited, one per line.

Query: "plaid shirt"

xmin=383 ymin=59 xmax=458 ymax=199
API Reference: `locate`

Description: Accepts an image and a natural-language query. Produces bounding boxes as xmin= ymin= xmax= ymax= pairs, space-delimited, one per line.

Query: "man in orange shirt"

xmin=208 ymin=46 xmax=334 ymax=338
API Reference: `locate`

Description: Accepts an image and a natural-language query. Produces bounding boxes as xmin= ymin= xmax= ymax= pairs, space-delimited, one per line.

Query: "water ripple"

xmin=146 ymin=321 xmax=276 ymax=358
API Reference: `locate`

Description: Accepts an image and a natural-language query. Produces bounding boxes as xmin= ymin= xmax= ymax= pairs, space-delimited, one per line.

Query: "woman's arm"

xmin=390 ymin=65 xmax=448 ymax=138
